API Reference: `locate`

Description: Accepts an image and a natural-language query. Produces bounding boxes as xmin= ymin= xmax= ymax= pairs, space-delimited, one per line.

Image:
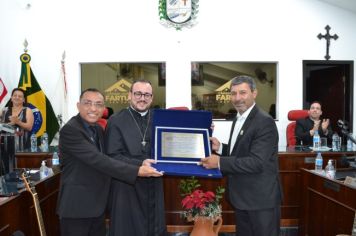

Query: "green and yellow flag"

xmin=18 ymin=52 xmax=59 ymax=144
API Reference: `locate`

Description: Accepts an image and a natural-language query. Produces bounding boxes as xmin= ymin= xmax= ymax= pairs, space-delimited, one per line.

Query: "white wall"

xmin=1 ymin=0 xmax=356 ymax=146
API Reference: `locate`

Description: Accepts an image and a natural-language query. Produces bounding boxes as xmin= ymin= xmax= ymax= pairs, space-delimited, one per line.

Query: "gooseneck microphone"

xmin=337 ymin=119 xmax=348 ymax=128
xmin=337 ymin=119 xmax=356 ymax=144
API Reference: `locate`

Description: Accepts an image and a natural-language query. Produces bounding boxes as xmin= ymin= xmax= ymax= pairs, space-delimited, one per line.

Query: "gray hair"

xmin=230 ymin=75 xmax=257 ymax=91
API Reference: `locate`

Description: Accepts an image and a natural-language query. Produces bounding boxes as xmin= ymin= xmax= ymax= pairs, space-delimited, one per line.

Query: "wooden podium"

xmin=299 ymin=168 xmax=356 ymax=236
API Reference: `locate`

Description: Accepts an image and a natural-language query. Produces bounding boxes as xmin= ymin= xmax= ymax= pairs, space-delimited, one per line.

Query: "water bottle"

xmin=39 ymin=160 xmax=49 ymax=179
xmin=14 ymin=127 xmax=21 ymax=152
xmin=30 ymin=133 xmax=37 ymax=152
xmin=41 ymin=131 xmax=49 ymax=152
xmin=313 ymin=130 xmax=321 ymax=150
xmin=332 ymin=132 xmax=340 ymax=151
xmin=52 ymin=151 xmax=60 ymax=166
xmin=347 ymin=134 xmax=353 ymax=150
xmin=325 ymin=159 xmax=335 ymax=179
xmin=315 ymin=152 xmax=323 ymax=172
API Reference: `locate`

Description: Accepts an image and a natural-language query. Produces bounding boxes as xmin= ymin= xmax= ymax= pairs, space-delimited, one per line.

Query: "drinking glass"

xmin=320 ymin=137 xmax=327 ymax=148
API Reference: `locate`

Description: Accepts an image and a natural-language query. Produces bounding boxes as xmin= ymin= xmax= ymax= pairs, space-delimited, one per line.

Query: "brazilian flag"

xmin=18 ymin=52 xmax=59 ymax=144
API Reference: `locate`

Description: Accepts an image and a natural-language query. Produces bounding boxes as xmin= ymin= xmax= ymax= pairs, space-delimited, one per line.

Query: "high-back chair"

xmin=286 ymin=110 xmax=309 ymax=146
xmin=97 ymin=107 xmax=109 ymax=130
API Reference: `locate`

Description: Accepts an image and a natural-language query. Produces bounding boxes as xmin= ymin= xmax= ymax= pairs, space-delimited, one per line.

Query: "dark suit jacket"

xmin=57 ymin=114 xmax=139 ymax=218
xmin=220 ymin=106 xmax=282 ymax=210
xmin=295 ymin=117 xmax=333 ymax=146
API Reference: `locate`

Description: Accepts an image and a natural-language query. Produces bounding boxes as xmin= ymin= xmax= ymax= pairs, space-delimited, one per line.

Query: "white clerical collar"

xmin=235 ymin=103 xmax=255 ymax=120
xmin=130 ymin=106 xmax=149 ymax=117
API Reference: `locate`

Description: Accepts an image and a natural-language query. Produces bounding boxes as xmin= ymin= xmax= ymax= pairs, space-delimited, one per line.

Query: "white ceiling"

xmin=318 ymin=0 xmax=356 ymax=14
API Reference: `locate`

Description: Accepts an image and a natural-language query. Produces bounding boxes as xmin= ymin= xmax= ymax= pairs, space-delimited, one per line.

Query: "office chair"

xmin=286 ymin=110 xmax=309 ymax=146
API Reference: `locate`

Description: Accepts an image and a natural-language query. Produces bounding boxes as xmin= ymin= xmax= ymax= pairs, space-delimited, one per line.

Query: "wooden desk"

xmin=299 ymin=168 xmax=356 ymax=236
xmin=16 ymin=152 xmax=53 ymax=169
xmin=279 ymin=149 xmax=354 ymax=227
xmin=164 ymin=149 xmax=355 ymax=232
xmin=0 ymin=171 xmax=60 ymax=236
xmin=3 ymin=151 xmax=355 ymax=234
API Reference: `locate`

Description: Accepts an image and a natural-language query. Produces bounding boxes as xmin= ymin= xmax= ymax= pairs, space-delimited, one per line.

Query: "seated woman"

xmin=1 ymin=88 xmax=34 ymax=150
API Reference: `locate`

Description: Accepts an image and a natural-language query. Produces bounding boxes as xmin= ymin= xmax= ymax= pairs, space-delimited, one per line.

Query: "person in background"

xmin=57 ymin=88 xmax=162 ymax=236
xmin=105 ymin=79 xmax=167 ymax=236
xmin=201 ymin=75 xmax=282 ymax=236
xmin=295 ymin=101 xmax=333 ymax=146
xmin=1 ymin=88 xmax=34 ymax=149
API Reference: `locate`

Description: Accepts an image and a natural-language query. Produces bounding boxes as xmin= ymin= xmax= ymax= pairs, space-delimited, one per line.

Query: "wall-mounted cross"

xmin=317 ymin=25 xmax=338 ymax=60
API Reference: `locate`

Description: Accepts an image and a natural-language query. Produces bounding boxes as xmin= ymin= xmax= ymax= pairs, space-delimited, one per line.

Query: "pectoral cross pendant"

xmin=142 ymin=140 xmax=146 ymax=146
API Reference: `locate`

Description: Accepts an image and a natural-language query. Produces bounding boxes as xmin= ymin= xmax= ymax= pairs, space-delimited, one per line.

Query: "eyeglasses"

xmin=133 ymin=92 xmax=153 ymax=99
xmin=80 ymin=100 xmax=105 ymax=109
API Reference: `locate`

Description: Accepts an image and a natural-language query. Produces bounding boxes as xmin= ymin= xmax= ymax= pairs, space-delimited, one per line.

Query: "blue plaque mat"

xmin=151 ymin=109 xmax=222 ymax=178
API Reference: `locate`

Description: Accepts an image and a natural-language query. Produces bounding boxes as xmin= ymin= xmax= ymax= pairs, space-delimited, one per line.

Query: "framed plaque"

xmin=155 ymin=126 xmax=211 ymax=163
xmin=152 ymin=109 xmax=222 ymax=178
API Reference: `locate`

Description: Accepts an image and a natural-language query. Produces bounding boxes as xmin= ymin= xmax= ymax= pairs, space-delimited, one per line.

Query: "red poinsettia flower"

xmin=180 ymin=178 xmax=225 ymax=221
xmin=180 ymin=185 xmax=224 ymax=221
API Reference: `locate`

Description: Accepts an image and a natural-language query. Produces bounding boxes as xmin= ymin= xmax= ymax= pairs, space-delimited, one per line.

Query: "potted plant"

xmin=179 ymin=177 xmax=225 ymax=236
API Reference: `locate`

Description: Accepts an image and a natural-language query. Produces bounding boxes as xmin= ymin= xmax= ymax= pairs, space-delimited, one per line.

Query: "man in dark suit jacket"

xmin=295 ymin=101 xmax=333 ymax=146
xmin=201 ymin=76 xmax=282 ymax=236
xmin=57 ymin=88 xmax=162 ymax=236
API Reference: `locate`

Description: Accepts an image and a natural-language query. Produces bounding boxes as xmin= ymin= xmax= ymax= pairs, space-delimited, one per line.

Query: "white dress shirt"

xmin=229 ymin=104 xmax=255 ymax=155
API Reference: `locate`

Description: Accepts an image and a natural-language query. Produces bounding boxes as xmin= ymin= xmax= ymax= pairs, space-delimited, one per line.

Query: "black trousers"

xmin=60 ymin=213 xmax=106 ymax=236
xmin=234 ymin=206 xmax=280 ymax=236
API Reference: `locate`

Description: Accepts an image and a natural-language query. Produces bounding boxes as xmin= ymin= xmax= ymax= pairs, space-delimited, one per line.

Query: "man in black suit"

xmin=57 ymin=88 xmax=162 ymax=236
xmin=201 ymin=76 xmax=282 ymax=236
xmin=295 ymin=101 xmax=332 ymax=146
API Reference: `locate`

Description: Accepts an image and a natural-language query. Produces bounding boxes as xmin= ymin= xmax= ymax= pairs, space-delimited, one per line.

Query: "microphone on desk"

xmin=337 ymin=119 xmax=356 ymax=145
xmin=293 ymin=136 xmax=312 ymax=151
xmin=337 ymin=119 xmax=349 ymax=129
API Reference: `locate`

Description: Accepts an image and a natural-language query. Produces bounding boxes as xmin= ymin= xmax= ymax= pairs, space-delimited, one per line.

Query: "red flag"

xmin=0 ymin=77 xmax=8 ymax=103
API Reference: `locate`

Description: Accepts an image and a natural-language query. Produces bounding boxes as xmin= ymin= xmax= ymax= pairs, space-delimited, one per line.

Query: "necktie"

xmin=90 ymin=126 xmax=101 ymax=151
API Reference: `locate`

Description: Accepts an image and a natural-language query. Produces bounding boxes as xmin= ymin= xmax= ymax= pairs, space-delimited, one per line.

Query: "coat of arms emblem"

xmin=159 ymin=0 xmax=199 ymax=30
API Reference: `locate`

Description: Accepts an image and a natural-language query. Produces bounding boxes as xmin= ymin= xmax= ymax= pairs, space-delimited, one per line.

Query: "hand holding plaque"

xmin=200 ymin=154 xmax=220 ymax=169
